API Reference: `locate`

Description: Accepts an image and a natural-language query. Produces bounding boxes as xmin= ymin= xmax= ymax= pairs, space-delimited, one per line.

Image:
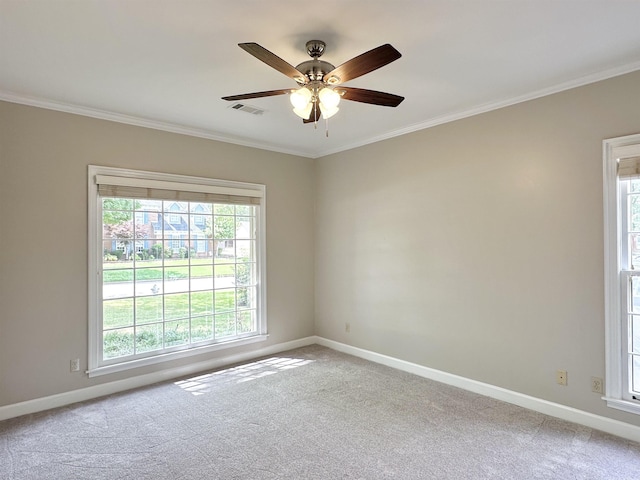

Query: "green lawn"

xmin=103 ymin=258 xmax=237 ymax=283
xmin=102 ymin=290 xmax=255 ymax=359
xmin=101 ymin=257 xmax=255 ymax=359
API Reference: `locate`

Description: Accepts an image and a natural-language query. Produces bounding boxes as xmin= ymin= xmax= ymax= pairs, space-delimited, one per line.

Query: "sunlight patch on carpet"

xmin=174 ymin=356 xmax=314 ymax=395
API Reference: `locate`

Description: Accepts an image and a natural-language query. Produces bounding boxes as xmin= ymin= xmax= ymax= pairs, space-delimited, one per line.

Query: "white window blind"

xmin=95 ymin=174 xmax=262 ymax=205
xmin=617 ymin=156 xmax=640 ymax=179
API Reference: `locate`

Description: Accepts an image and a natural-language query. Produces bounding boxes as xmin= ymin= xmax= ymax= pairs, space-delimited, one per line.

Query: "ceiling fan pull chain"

xmin=325 ymin=118 xmax=329 ymax=137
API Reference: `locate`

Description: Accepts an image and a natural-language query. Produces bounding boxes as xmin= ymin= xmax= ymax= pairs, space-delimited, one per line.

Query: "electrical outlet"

xmin=556 ymin=370 xmax=567 ymax=386
xmin=345 ymin=322 xmax=351 ymax=333
xmin=591 ymin=376 xmax=604 ymax=394
xmin=70 ymin=358 xmax=80 ymax=372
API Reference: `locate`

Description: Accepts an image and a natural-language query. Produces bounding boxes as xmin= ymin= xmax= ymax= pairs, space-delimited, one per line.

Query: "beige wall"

xmin=3 ymin=70 xmax=640 ymax=428
xmin=314 ymin=70 xmax=640 ymax=427
xmin=0 ymin=102 xmax=315 ymax=406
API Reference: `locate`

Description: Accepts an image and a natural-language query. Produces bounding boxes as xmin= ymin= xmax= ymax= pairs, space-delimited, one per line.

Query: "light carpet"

xmin=1 ymin=345 xmax=639 ymax=479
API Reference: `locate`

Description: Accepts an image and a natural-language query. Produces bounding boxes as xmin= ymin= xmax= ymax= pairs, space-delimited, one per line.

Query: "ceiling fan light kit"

xmin=222 ymin=39 xmax=404 ymax=133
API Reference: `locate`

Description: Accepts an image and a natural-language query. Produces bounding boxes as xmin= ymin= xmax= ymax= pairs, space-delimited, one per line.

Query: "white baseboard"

xmin=314 ymin=336 xmax=640 ymax=443
xmin=3 ymin=335 xmax=640 ymax=444
xmin=0 ymin=336 xmax=316 ymax=421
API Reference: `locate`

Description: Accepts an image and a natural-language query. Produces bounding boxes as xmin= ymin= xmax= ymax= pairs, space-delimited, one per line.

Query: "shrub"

xmin=150 ymin=244 xmax=163 ymax=259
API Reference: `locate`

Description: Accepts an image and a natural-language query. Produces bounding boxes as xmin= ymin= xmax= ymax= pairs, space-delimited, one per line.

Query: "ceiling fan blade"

xmin=302 ymin=101 xmax=321 ymax=124
xmin=337 ymin=87 xmax=404 ymax=107
xmin=239 ymin=43 xmax=307 ymax=84
xmin=324 ymin=44 xmax=401 ymax=85
xmin=221 ymin=89 xmax=292 ymax=101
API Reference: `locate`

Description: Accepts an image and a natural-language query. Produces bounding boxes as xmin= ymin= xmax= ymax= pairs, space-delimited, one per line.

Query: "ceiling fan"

xmin=222 ymin=40 xmax=404 ymax=125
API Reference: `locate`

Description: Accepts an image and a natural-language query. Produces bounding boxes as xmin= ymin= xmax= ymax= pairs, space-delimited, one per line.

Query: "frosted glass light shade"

xmin=318 ymin=88 xmax=340 ymax=108
xmin=293 ymin=102 xmax=313 ymax=119
xmin=319 ymin=103 xmax=339 ymax=119
xmin=290 ymin=88 xmax=312 ymax=109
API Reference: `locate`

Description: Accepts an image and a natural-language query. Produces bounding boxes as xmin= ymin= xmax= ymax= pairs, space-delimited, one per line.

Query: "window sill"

xmin=605 ymin=396 xmax=640 ymax=415
xmin=87 ymin=334 xmax=269 ymax=378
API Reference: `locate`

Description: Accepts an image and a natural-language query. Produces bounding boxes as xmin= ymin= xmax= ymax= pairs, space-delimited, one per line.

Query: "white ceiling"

xmin=2 ymin=1 xmax=640 ymax=158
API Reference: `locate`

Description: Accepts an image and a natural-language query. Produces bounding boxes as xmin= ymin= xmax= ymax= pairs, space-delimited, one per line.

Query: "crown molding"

xmin=0 ymin=91 xmax=315 ymax=159
xmin=315 ymin=60 xmax=640 ymax=158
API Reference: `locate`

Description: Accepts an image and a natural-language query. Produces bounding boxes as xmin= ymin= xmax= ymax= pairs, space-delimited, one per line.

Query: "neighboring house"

xmin=104 ymin=200 xmax=213 ymax=258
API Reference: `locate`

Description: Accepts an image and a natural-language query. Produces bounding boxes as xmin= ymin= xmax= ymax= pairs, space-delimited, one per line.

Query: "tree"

xmin=104 ymin=220 xmax=151 ymax=260
xmin=205 ymin=215 xmax=235 ymax=257
xmin=102 ymin=198 xmax=141 ymax=225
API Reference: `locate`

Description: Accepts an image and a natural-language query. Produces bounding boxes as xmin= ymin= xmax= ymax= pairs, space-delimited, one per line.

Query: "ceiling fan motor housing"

xmin=295 ymin=59 xmax=336 ymax=82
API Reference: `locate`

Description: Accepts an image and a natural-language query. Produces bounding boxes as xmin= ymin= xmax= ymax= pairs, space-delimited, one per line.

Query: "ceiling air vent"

xmin=229 ymin=103 xmax=265 ymax=115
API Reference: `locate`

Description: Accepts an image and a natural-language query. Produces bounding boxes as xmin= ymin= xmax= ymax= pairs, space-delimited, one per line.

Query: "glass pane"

xmin=214 ymin=204 xmax=234 ymax=215
xmin=213 ymin=216 xmax=235 ymax=240
xmin=633 ymin=315 xmax=640 ymax=354
xmin=137 ymin=199 xmax=162 ymax=211
xmin=191 ymin=212 xmax=209 ymax=229
xmin=165 ymin=293 xmax=189 ymax=320
xmin=237 ymin=310 xmax=256 ymax=334
xmin=215 ymin=312 xmax=236 ymax=338
xmin=136 ymin=296 xmax=163 ymax=324
xmin=191 ymin=291 xmax=213 ymax=316
xmin=215 ymin=289 xmax=235 ymax=313
xmin=630 ymin=195 xmax=640 ymax=232
xmin=134 ymin=221 xmax=153 ymax=239
xmin=191 ymin=315 xmax=214 ymax=342
xmin=235 ymin=240 xmax=253 ymax=262
xmin=631 ymin=234 xmax=640 ymax=270
xmin=631 ymin=180 xmax=640 ymax=193
xmin=190 ymin=202 xmax=210 ymax=213
xmin=633 ymin=355 xmax=640 ymax=395
xmin=164 ymin=201 xmax=188 ymax=213
xmin=214 ymin=263 xmax=235 ymax=290
xmin=236 ymin=263 xmax=254 ymax=287
xmin=136 ymin=323 xmax=163 ymax=353
xmin=148 ymin=243 xmax=165 ymax=261
xmin=632 ymin=277 xmax=640 ymax=313
xmin=135 ymin=268 xmax=164 ymax=297
xmin=102 ymin=269 xmax=133 ymax=299
xmin=236 ymin=217 xmax=253 ymax=239
xmin=235 ymin=205 xmax=253 ymax=216
xmin=165 ymin=320 xmax=189 ymax=347
xmin=166 ymin=250 xmax=189 ymax=266
xmin=165 ymin=267 xmax=189 ymax=293
xmin=238 ymin=286 xmax=256 ymax=309
xmin=103 ymin=298 xmax=133 ymax=329
xmin=103 ymin=198 xmax=134 ymax=212
xmin=103 ymin=327 xmax=134 ymax=359
xmin=190 ymin=264 xmax=213 ymax=291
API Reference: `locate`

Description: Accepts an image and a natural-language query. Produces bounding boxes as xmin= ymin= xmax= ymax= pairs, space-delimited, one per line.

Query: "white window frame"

xmin=88 ymin=165 xmax=267 ymax=377
xmin=603 ymin=133 xmax=640 ymax=415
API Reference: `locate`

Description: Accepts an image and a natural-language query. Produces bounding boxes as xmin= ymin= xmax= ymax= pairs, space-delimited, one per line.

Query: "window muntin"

xmin=89 ymin=166 xmax=266 ymax=377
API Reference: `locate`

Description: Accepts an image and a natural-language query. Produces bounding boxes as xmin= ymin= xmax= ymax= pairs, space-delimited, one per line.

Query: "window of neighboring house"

xmin=603 ymin=133 xmax=640 ymax=415
xmin=88 ymin=165 xmax=266 ymax=377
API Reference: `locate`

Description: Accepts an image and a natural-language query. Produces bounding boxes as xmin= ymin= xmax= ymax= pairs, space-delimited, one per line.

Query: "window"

xmin=603 ymin=133 xmax=640 ymax=414
xmin=88 ymin=166 xmax=267 ymax=377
